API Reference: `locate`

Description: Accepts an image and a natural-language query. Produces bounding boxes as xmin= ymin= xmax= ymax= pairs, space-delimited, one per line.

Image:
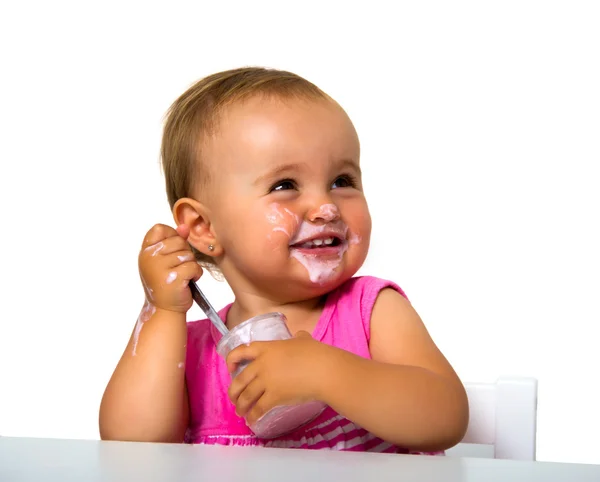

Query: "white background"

xmin=1 ymin=0 xmax=599 ymax=465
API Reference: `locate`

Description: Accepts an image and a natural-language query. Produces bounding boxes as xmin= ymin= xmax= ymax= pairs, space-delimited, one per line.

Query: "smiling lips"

xmin=293 ymin=236 xmax=339 ymax=248
xmin=285 ymin=218 xmax=351 ymax=283
xmin=289 ymin=229 xmax=347 ymax=256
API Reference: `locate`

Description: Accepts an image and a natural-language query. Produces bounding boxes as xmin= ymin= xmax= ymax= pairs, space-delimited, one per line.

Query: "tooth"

xmin=313 ymin=239 xmax=323 ymax=246
xmin=323 ymin=238 xmax=333 ymax=245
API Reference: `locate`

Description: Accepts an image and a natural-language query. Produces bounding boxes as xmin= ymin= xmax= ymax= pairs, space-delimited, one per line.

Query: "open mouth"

xmin=291 ymin=236 xmax=344 ymax=249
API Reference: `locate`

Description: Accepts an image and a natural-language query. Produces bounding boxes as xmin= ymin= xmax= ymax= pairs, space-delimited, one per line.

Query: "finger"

xmin=164 ymin=250 xmax=196 ymax=267
xmin=234 ymin=378 xmax=266 ymax=418
xmin=246 ymin=393 xmax=275 ymax=425
xmin=190 ymin=262 xmax=203 ymax=282
xmin=192 ymin=272 xmax=202 ymax=283
xmin=142 ymin=235 xmax=190 ymax=259
xmin=226 ymin=342 xmax=265 ymax=373
xmin=161 ymin=261 xmax=203 ymax=287
xmin=142 ymin=224 xmax=178 ymax=249
xmin=228 ymin=363 xmax=258 ymax=405
xmin=175 ymin=224 xmax=190 ymax=240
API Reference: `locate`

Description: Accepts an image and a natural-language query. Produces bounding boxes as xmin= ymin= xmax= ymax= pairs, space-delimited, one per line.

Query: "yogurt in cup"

xmin=216 ymin=312 xmax=326 ymax=439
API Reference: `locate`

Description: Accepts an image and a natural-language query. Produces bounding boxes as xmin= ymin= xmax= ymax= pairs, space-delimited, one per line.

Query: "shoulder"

xmin=333 ymin=275 xmax=409 ymax=321
xmin=370 ymin=286 xmax=416 ymax=336
xmin=369 ymin=286 xmax=454 ymax=376
xmin=334 ymin=275 xmax=408 ymax=303
xmin=324 ymin=276 xmax=408 ymax=344
xmin=369 ymin=285 xmax=424 ymax=360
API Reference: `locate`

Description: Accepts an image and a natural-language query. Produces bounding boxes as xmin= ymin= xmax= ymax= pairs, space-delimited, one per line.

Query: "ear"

xmin=172 ymin=198 xmax=223 ymax=257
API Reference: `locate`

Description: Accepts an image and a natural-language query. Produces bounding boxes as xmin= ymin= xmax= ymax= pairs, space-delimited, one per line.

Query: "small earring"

xmin=208 ymin=244 xmax=215 ymax=252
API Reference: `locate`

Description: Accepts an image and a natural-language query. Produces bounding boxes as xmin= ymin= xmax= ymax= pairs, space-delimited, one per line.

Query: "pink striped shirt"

xmin=184 ymin=276 xmax=442 ymax=455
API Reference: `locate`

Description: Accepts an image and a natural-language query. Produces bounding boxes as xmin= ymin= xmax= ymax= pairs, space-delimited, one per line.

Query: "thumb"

xmin=294 ymin=330 xmax=312 ymax=339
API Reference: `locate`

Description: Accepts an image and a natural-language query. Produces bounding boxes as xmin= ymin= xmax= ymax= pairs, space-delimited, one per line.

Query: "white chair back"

xmin=446 ymin=377 xmax=538 ymax=460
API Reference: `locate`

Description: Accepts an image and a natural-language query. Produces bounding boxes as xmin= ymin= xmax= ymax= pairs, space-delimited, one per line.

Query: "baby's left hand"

xmin=226 ymin=332 xmax=332 ymax=424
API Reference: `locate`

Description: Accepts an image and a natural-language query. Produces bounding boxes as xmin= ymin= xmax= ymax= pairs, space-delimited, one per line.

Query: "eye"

xmin=331 ymin=174 xmax=357 ymax=189
xmin=270 ymin=179 xmax=297 ymax=192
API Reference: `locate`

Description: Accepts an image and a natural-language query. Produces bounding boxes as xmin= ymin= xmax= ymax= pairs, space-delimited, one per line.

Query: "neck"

xmin=226 ymin=287 xmax=326 ymax=334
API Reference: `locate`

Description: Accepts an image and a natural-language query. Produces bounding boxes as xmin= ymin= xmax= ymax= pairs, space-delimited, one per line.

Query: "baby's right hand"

xmin=138 ymin=224 xmax=203 ymax=313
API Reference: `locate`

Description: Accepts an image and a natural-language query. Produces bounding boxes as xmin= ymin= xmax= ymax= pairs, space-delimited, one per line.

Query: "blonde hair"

xmin=160 ymin=67 xmax=331 ymax=271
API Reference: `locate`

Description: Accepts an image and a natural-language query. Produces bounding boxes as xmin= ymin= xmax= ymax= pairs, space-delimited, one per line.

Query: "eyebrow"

xmin=253 ymin=162 xmax=308 ymax=186
xmin=340 ymin=159 xmax=362 ymax=176
xmin=254 ymin=159 xmax=361 ymax=186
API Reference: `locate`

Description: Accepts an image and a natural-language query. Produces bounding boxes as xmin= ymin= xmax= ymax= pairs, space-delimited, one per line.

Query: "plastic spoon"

xmin=188 ymin=281 xmax=228 ymax=336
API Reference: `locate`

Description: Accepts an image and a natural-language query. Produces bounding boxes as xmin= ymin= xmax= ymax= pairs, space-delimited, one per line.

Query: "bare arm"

xmin=318 ymin=288 xmax=469 ymax=451
xmin=99 ymin=308 xmax=189 ymax=443
xmin=99 ymin=224 xmax=202 ymax=443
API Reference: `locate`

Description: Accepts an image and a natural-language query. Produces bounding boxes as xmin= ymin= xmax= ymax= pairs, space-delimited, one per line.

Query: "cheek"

xmin=264 ymin=203 xmax=299 ymax=244
xmin=265 ymin=220 xmax=296 ymax=249
xmin=233 ymin=206 xmax=295 ymax=255
xmin=347 ymin=202 xmax=372 ymax=238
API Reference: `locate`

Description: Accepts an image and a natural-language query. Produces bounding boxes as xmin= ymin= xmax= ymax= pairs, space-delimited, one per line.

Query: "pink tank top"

xmin=184 ymin=276 xmax=442 ymax=455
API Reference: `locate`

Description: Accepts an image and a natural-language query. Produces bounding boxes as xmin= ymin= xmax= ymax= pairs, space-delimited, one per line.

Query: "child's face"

xmin=200 ymin=96 xmax=371 ymax=299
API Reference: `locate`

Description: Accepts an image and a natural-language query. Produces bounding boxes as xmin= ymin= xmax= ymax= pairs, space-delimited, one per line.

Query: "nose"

xmin=308 ymin=203 xmax=340 ymax=224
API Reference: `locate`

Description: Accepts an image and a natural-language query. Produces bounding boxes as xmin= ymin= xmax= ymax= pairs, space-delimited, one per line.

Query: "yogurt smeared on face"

xmin=266 ymin=203 xmax=361 ymax=285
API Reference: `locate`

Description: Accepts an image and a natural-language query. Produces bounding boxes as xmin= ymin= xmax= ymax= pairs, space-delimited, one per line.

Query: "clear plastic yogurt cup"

xmin=216 ymin=312 xmax=326 ymax=439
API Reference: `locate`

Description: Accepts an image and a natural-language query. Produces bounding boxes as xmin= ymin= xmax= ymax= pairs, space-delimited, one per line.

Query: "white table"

xmin=1 ymin=437 xmax=599 ymax=481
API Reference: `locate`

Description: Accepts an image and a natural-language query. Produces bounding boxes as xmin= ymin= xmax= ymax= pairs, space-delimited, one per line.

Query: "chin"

xmin=301 ymin=265 xmax=357 ymax=293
